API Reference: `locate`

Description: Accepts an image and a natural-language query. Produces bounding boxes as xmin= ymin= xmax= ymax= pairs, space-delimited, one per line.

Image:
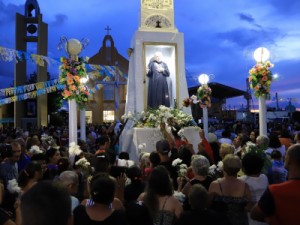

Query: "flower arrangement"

xmin=75 ymin=157 xmax=90 ymax=170
xmin=59 ymin=56 xmax=90 ymax=109
xmin=172 ymin=158 xmax=188 ymax=177
xmin=7 ymin=179 xmax=21 ymax=195
xmin=138 ymin=143 xmax=147 ymax=153
xmin=248 ymin=61 xmax=274 ymax=99
xmin=122 ymin=105 xmax=195 ymax=128
xmin=182 ymin=84 xmax=212 ymax=108
xmin=69 ymin=142 xmax=82 ymax=157
xmin=75 ymin=157 xmax=92 ymax=177
xmin=243 ymin=141 xmax=272 ymax=173
xmin=29 ymin=145 xmax=43 ymax=155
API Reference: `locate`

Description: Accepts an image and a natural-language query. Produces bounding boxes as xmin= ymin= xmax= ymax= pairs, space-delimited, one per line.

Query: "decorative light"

xmin=253 ymin=47 xmax=270 ymax=63
xmin=66 ymin=39 xmax=82 ymax=56
xmin=198 ymin=73 xmax=209 ymax=85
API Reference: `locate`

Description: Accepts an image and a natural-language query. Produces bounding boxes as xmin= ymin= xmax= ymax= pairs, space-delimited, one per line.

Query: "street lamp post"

xmin=253 ymin=47 xmax=270 ymax=136
xmin=198 ymin=74 xmax=210 ymax=139
xmin=65 ymin=39 xmax=83 ymax=145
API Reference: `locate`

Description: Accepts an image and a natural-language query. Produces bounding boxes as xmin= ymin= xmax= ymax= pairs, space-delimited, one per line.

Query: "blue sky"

xmin=1 ymin=0 xmax=300 ymax=109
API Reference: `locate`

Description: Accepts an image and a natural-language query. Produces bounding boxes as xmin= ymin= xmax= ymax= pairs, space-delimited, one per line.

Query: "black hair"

xmin=92 ymin=152 xmax=110 ymax=173
xmin=178 ymin=145 xmax=193 ymax=167
xmin=269 ymin=134 xmax=282 ymax=149
xmin=90 ymin=175 xmax=115 ymax=205
xmin=242 ymin=152 xmax=264 ymax=175
xmin=21 ymin=181 xmax=71 ymax=225
xmin=119 ymin=152 xmax=130 ymax=160
xmin=0 ymin=144 xmax=13 ymax=158
xmin=271 ymin=150 xmax=282 ymax=160
xmin=149 ymin=151 xmax=160 ymax=167
xmin=18 ymin=161 xmax=42 ymax=187
xmin=126 ymin=166 xmax=142 ymax=181
xmin=31 ymin=153 xmax=46 ymax=161
xmin=95 ymin=136 xmax=110 ymax=147
xmin=156 ymin=139 xmax=170 ymax=155
xmin=144 ymin=166 xmax=173 ymax=216
xmin=45 ymin=147 xmax=58 ymax=163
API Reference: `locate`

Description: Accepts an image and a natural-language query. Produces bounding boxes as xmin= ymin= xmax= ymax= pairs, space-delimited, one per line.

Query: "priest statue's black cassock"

xmin=146 ymin=52 xmax=171 ymax=109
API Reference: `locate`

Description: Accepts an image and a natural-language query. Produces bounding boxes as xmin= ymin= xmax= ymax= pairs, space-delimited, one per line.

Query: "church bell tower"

xmin=15 ymin=0 xmax=48 ymax=128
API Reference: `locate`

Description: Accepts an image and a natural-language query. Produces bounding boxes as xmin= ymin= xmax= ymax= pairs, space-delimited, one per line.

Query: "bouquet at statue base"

xmin=7 ymin=179 xmax=22 ymax=196
xmin=248 ymin=61 xmax=274 ymax=99
xmin=59 ymin=56 xmax=90 ymax=109
xmin=122 ymin=105 xmax=195 ymax=128
xmin=172 ymin=158 xmax=188 ymax=204
xmin=182 ymin=84 xmax=212 ymax=109
xmin=69 ymin=142 xmax=83 ymax=166
xmin=75 ymin=157 xmax=92 ymax=177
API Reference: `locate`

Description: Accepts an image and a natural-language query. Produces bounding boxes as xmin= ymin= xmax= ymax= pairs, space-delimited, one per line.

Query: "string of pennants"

xmin=0 ymin=46 xmax=127 ymax=79
xmin=0 ymin=78 xmax=105 ymax=106
xmin=0 ymin=46 xmax=127 ymax=106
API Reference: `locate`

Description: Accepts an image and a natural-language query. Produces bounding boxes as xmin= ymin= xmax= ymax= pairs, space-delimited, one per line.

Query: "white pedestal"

xmin=258 ymin=96 xmax=267 ymax=136
xmin=120 ymin=126 xmax=201 ymax=163
xmin=203 ymin=106 xmax=208 ymax=139
xmin=69 ymin=99 xmax=77 ymax=144
xmin=80 ymin=109 xmax=86 ymax=142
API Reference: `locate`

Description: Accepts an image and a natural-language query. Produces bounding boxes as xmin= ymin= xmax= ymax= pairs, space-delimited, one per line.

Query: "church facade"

xmin=86 ymin=30 xmax=128 ymax=124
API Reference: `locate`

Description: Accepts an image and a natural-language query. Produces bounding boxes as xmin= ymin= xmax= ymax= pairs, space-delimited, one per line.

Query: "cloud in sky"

xmin=0 ymin=0 xmax=300 ymax=108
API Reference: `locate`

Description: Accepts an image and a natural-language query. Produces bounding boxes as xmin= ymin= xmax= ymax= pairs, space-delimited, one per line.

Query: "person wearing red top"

xmin=251 ymin=144 xmax=300 ymax=225
xmin=198 ymin=129 xmax=214 ymax=164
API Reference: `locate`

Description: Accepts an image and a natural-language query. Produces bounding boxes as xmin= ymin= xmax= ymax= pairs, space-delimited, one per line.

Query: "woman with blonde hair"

xmin=208 ymin=154 xmax=251 ymax=225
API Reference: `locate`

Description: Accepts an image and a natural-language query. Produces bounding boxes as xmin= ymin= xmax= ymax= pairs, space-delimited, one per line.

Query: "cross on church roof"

xmin=105 ymin=25 xmax=112 ymax=35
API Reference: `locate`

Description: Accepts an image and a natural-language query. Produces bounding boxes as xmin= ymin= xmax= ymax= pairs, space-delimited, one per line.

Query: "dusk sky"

xmin=1 ymin=0 xmax=300 ymax=109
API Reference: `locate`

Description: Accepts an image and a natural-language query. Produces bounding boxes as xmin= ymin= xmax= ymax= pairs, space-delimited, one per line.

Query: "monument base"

xmin=120 ymin=125 xmax=201 ymax=163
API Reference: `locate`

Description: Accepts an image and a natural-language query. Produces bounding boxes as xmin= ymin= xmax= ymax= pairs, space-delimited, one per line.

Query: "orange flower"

xmin=255 ymin=86 xmax=259 ymax=91
xmin=62 ymin=89 xmax=71 ymax=97
xmin=67 ymin=72 xmax=73 ymax=78
xmin=262 ymin=76 xmax=268 ymax=81
xmin=70 ymin=85 xmax=77 ymax=91
xmin=73 ymin=75 xmax=80 ymax=82
xmin=67 ymin=78 xmax=73 ymax=85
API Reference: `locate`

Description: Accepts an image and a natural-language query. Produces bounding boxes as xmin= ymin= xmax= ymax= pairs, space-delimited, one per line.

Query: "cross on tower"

xmin=105 ymin=25 xmax=112 ymax=35
xmin=155 ymin=20 xmax=161 ymax=28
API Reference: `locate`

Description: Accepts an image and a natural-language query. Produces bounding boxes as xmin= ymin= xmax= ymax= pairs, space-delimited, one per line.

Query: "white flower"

xmin=29 ymin=145 xmax=43 ymax=155
xmin=173 ymin=191 xmax=186 ymax=204
xmin=138 ymin=143 xmax=146 ymax=151
xmin=244 ymin=141 xmax=258 ymax=155
xmin=75 ymin=157 xmax=90 ymax=169
xmin=7 ymin=179 xmax=21 ymax=195
xmin=177 ymin=129 xmax=185 ymax=138
xmin=69 ymin=142 xmax=82 ymax=157
xmin=166 ymin=126 xmax=172 ymax=134
xmin=208 ymin=164 xmax=217 ymax=174
xmin=178 ymin=164 xmax=188 ymax=177
xmin=217 ymin=161 xmax=224 ymax=171
xmin=191 ymin=95 xmax=199 ymax=104
xmin=172 ymin=158 xmax=182 ymax=167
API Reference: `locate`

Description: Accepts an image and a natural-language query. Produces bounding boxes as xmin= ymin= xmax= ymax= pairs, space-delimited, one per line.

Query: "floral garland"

xmin=182 ymin=84 xmax=212 ymax=108
xmin=122 ymin=105 xmax=195 ymax=128
xmin=59 ymin=56 xmax=90 ymax=109
xmin=248 ymin=61 xmax=274 ymax=99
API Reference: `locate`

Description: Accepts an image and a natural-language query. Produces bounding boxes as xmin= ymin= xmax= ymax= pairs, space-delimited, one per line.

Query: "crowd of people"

xmin=0 ymin=119 xmax=299 ymax=225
